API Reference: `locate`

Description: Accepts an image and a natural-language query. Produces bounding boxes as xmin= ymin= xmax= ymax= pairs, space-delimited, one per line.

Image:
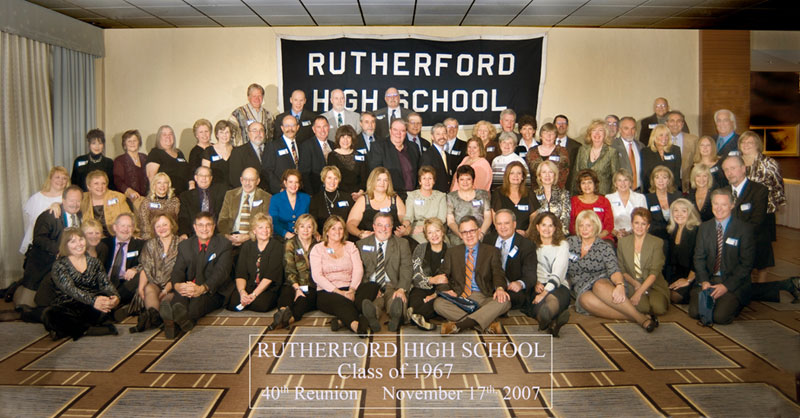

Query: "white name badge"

xmin=149 ymin=202 xmax=162 ymax=209
xmin=508 ymin=246 xmax=519 ymax=258
xmin=296 ymin=248 xmax=304 ymax=255
xmin=415 ymin=199 xmax=425 ymax=206
xmin=648 ymin=123 xmax=657 ymax=129
xmin=327 ymin=248 xmax=335 ymax=254
xmin=355 ymin=155 xmax=365 ymax=162
xmin=710 ymin=166 xmax=719 ymax=173
xmin=593 ymin=207 xmax=604 ymax=213
xmin=472 ymin=200 xmax=482 ymax=207
xmin=740 ymin=203 xmax=751 ymax=211
xmin=362 ymin=245 xmax=375 ymax=252
xmin=177 ymin=157 xmax=186 ymax=163
xmin=77 ymin=160 xmax=88 ymax=167
xmin=379 ymin=206 xmax=391 ymax=213
xmin=301 ymin=120 xmax=311 ymax=127
xmin=337 ymin=201 xmax=349 ymax=208
xmin=278 ymin=149 xmax=289 ymax=156
xmin=569 ymin=252 xmax=579 ymax=262
xmin=728 ymin=150 xmax=741 ymax=156
xmin=208 ymin=253 xmax=216 ymax=261
xmin=126 ymin=250 xmax=139 ymax=258
xmin=613 ymin=201 xmax=623 ymax=206
xmin=517 ymin=204 xmax=529 ymax=211
xmin=520 ymin=152 xmax=527 ymax=158
xmin=357 ymin=148 xmax=367 ymax=154
xmin=376 ymin=114 xmax=386 ymax=120
xmin=664 ymin=154 xmax=675 ymax=161
xmin=252 ymin=199 xmax=263 ymax=207
xmin=451 ymin=150 xmax=461 ymax=156
xmin=725 ymin=237 xmax=739 ymax=246
xmin=536 ymin=194 xmax=545 ymax=200
xmin=246 ymin=119 xmax=256 ymax=126
xmin=107 ymin=198 xmax=119 ymax=205
xmin=211 ymin=155 xmax=221 ymax=162
xmin=549 ymin=155 xmax=560 ymax=162
xmin=650 ymin=205 xmax=661 ymax=212
xmin=300 ymin=285 xmax=309 ymax=293
xmin=486 ymin=146 xmax=496 ymax=152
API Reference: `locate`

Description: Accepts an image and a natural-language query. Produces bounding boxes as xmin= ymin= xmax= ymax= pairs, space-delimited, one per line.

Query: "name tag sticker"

xmin=664 ymin=154 xmax=675 ymax=161
xmin=296 ymin=248 xmax=304 ymax=255
xmin=569 ymin=252 xmax=579 ymax=262
xmin=650 ymin=205 xmax=661 ymax=212
xmin=648 ymin=123 xmax=657 ymax=129
xmin=126 ymin=251 xmax=138 ymax=258
xmin=149 ymin=202 xmax=162 ymax=209
xmin=729 ymin=150 xmax=741 ymax=156
xmin=508 ymin=246 xmax=519 ymax=258
xmin=107 ymin=198 xmax=119 ymax=205
xmin=593 ymin=207 xmax=604 ymax=213
xmin=379 ymin=206 xmax=391 ymax=213
xmin=710 ymin=166 xmax=719 ymax=173
xmin=326 ymin=248 xmax=335 ymax=254
xmin=208 ymin=253 xmax=216 ymax=261
xmin=211 ymin=155 xmax=221 ymax=162
xmin=451 ymin=150 xmax=461 ymax=156
xmin=357 ymin=148 xmax=367 ymax=154
xmin=177 ymin=157 xmax=186 ymax=163
xmin=337 ymin=201 xmax=349 ymax=208
xmin=246 ymin=119 xmax=255 ymax=126
xmin=301 ymin=120 xmax=311 ymax=127
xmin=252 ymin=199 xmax=263 ymax=207
xmin=740 ymin=203 xmax=751 ymax=211
xmin=362 ymin=245 xmax=375 ymax=252
xmin=472 ymin=200 xmax=482 ymax=207
xmin=278 ymin=149 xmax=289 ymax=156
xmin=354 ymin=155 xmax=365 ymax=162
xmin=517 ymin=204 xmax=529 ymax=211
xmin=77 ymin=160 xmax=88 ymax=167
xmin=300 ymin=285 xmax=309 ymax=293
xmin=549 ymin=155 xmax=560 ymax=162
xmin=376 ymin=114 xmax=386 ymax=120
xmin=536 ymin=194 xmax=545 ymax=200
xmin=486 ymin=146 xmax=496 ymax=152
xmin=520 ymin=152 xmax=527 ymax=158
xmin=415 ymin=199 xmax=425 ymax=206
xmin=725 ymin=237 xmax=739 ymax=246
xmin=613 ymin=201 xmax=623 ymax=206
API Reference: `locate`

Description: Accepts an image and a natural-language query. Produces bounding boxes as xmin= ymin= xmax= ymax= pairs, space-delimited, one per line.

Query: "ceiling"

xmin=25 ymin=0 xmax=798 ymax=30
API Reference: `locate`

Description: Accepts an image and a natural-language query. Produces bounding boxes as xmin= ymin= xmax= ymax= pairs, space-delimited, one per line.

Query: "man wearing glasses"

xmin=434 ymin=216 xmax=510 ymax=335
xmin=262 ymin=114 xmax=301 ymax=194
xmin=374 ymin=87 xmax=411 ymax=140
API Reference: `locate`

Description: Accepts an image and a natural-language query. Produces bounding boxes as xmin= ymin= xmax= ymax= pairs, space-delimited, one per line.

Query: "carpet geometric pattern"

xmin=0 ymin=227 xmax=797 ymax=416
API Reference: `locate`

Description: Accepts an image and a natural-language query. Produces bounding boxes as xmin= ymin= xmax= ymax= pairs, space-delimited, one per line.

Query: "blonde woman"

xmin=132 ymin=213 xmax=179 ymax=332
xmin=693 ymin=135 xmax=726 ymax=189
xmin=408 ymin=218 xmax=449 ymax=330
xmin=572 ymin=120 xmax=618 ymax=195
xmin=531 ymin=160 xmax=571 ymax=236
xmin=273 ymin=214 xmax=319 ymax=330
xmin=20 ymin=166 xmax=69 ymax=253
xmin=687 ymin=164 xmax=714 ymax=221
xmin=188 ymin=118 xmax=213 ymax=176
xmin=605 ymin=169 xmax=647 ymax=239
xmin=404 ymin=166 xmax=447 ymax=243
xmin=228 ymin=213 xmax=284 ymax=313
xmin=81 ymin=219 xmax=107 ymax=261
xmin=81 ymin=170 xmax=133 ymax=237
xmin=665 ymin=199 xmax=701 ymax=304
xmin=472 ymin=120 xmax=500 ymax=163
xmin=347 ymin=167 xmax=407 ymax=240
xmin=146 ymin=125 xmax=191 ymax=194
xmin=641 ymin=124 xmax=682 ymax=192
xmin=136 ymin=173 xmax=180 ymax=240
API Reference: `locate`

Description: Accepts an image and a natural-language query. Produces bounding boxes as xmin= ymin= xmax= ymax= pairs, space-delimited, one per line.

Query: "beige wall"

xmin=99 ymin=26 xmax=699 ymax=156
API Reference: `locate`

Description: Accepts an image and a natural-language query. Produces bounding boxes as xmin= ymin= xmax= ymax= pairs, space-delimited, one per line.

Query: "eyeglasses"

xmin=655 ymin=104 xmax=668 ymax=108
xmin=606 ymin=122 xmax=618 ymax=126
xmin=459 ymin=228 xmax=478 ymax=236
xmin=386 ymin=94 xmax=399 ymax=98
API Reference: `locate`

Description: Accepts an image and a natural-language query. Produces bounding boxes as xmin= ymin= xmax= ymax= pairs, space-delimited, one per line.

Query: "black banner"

xmin=279 ymin=35 xmax=545 ymax=125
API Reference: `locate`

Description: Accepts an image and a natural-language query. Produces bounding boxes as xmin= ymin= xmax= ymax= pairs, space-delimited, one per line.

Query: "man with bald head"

xmin=374 ymin=87 xmax=412 ymax=140
xmin=228 ymin=121 xmax=267 ymax=189
xmin=273 ymin=89 xmax=317 ymax=143
xmin=639 ymin=97 xmax=688 ymax=144
xmin=322 ymin=89 xmax=361 ymax=142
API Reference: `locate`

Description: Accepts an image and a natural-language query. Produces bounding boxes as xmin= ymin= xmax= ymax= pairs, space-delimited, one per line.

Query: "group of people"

xmin=3 ymin=87 xmax=798 ymax=341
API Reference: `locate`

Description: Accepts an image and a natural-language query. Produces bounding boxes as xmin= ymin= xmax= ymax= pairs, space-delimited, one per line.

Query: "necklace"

xmin=89 ymin=153 xmax=103 ymax=164
xmin=324 ymin=190 xmax=339 ymax=214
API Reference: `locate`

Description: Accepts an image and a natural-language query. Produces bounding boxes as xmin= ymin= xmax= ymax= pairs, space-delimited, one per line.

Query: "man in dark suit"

xmin=101 ymin=213 xmax=144 ymax=312
xmin=689 ymin=189 xmax=754 ymax=325
xmin=367 ymin=119 xmax=420 ymax=200
xmin=262 ymin=114 xmax=300 ymax=194
xmin=638 ymin=97 xmax=689 ymax=144
xmin=714 ymin=109 xmax=740 ymax=157
xmin=420 ymin=123 xmax=456 ymax=193
xmin=356 ymin=112 xmax=378 ymax=154
xmin=406 ymin=112 xmax=430 ymax=153
xmin=13 ymin=186 xmax=84 ymax=308
xmin=374 ymin=87 xmax=411 ymax=140
xmin=610 ymin=117 xmax=645 ymax=192
xmin=178 ymin=166 xmax=226 ymax=238
xmin=272 ymin=89 xmax=317 ymax=144
xmin=299 ymin=116 xmax=335 ymax=195
xmin=443 ymin=117 xmax=467 ymax=161
xmin=228 ymin=122 xmax=266 ymax=189
xmin=161 ymin=212 xmax=233 ymax=338
xmin=435 ymin=216 xmax=511 ymax=334
xmin=356 ymin=213 xmax=413 ymax=332
xmin=554 ymin=114 xmax=581 ymax=191
xmin=484 ymin=210 xmax=537 ymax=310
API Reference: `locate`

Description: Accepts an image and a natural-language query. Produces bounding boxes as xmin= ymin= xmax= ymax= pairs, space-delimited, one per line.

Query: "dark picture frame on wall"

xmin=750 ymin=125 xmax=800 ymax=157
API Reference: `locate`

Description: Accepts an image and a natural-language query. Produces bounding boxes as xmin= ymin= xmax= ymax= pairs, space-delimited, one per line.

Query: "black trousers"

xmin=408 ymin=287 xmax=436 ymax=319
xmin=170 ymin=292 xmax=223 ymax=322
xmin=688 ymin=286 xmax=743 ymax=325
xmin=317 ymin=285 xmax=378 ymax=326
xmin=276 ymin=285 xmax=317 ymax=321
xmin=751 ymin=280 xmax=792 ymax=303
xmin=508 ymin=288 xmax=532 ymax=311
xmin=42 ymin=301 xmax=110 ymax=340
xmin=115 ymin=276 xmax=139 ymax=305
xmin=524 ymin=285 xmax=571 ymax=318
xmin=226 ymin=284 xmax=280 ymax=312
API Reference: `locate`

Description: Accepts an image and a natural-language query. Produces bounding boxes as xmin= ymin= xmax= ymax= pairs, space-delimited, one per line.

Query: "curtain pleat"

xmin=1 ymin=31 xmax=53 ymax=285
xmin=53 ymin=46 xmax=96 ymax=168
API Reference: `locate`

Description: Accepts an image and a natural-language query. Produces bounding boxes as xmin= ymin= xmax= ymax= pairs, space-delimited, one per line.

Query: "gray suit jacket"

xmin=611 ymin=137 xmax=645 ymax=188
xmin=356 ymin=235 xmax=412 ymax=292
xmin=322 ymin=109 xmax=361 ymax=142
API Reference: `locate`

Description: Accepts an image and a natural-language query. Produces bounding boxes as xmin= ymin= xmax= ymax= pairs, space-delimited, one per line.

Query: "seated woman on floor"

xmin=665 ymin=198 xmax=702 ymax=304
xmin=226 ymin=213 xmax=284 ymax=313
xmin=617 ymin=208 xmax=669 ymax=319
xmin=567 ymin=210 xmax=656 ymax=332
xmin=130 ymin=212 xmax=179 ymax=332
xmin=525 ymin=212 xmax=571 ymax=337
xmin=271 ymin=214 xmax=319 ymax=330
xmin=43 ymin=227 xmax=120 ymax=340
xmin=408 ymin=217 xmax=449 ymax=331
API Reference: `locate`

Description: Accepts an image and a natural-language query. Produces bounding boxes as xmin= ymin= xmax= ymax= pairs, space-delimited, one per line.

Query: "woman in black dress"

xmin=202 ymin=120 xmax=234 ymax=189
xmin=687 ymin=164 xmax=714 ymax=222
xmin=346 ymin=167 xmax=406 ymax=241
xmin=309 ymin=166 xmax=353 ymax=235
xmin=188 ymin=119 xmax=213 ymax=176
xmin=644 ymin=165 xmax=681 ymax=241
xmin=665 ymin=198 xmax=701 ymax=304
xmin=71 ymin=129 xmax=115 ymax=192
xmin=43 ymin=228 xmax=119 ymax=340
xmin=327 ymin=125 xmax=369 ymax=202
xmin=146 ymin=125 xmax=191 ymax=194
xmin=641 ymin=124 xmax=682 ymax=193
xmin=227 ymin=213 xmax=284 ymax=312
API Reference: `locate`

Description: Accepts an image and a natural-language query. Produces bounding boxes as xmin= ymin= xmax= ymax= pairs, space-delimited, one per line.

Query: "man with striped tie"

xmin=356 ymin=213 xmax=412 ymax=333
xmin=217 ymin=167 xmax=272 ymax=248
xmin=435 ymin=216 xmax=510 ymax=334
xmin=322 ymin=89 xmax=361 ymax=143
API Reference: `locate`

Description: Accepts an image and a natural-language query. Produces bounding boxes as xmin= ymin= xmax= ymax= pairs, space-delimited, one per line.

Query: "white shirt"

xmin=282 ymin=135 xmax=298 ymax=161
xmin=605 ymin=191 xmax=647 ymax=232
xmin=446 ymin=138 xmax=460 ymax=155
xmin=556 ymin=136 xmax=568 ymax=148
xmin=671 ymin=132 xmax=684 ymax=154
xmin=19 ymin=192 xmax=62 ymax=253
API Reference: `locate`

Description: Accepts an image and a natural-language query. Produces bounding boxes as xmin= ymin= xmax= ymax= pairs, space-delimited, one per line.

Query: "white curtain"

xmin=52 ymin=46 xmax=96 ymax=168
xmin=0 ymin=31 xmax=53 ymax=286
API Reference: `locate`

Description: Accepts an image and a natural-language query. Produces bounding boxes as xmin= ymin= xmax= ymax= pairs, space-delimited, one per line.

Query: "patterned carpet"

xmin=0 ymin=227 xmax=798 ymax=417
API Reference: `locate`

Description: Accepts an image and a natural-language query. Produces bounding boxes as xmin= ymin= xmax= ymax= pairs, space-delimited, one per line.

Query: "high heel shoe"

xmin=650 ymin=314 xmax=659 ymax=328
xmin=641 ymin=317 xmax=656 ymax=333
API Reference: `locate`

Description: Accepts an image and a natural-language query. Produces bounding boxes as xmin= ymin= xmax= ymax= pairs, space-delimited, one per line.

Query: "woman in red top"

xmin=569 ymin=169 xmax=614 ymax=240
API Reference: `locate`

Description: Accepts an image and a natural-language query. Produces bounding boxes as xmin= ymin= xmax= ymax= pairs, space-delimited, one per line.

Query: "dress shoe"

xmin=790 ymin=277 xmax=800 ymax=304
xmin=279 ymin=307 xmax=292 ymax=329
xmin=160 ymin=300 xmax=176 ymax=339
xmin=0 ymin=309 xmax=21 ymax=322
xmin=537 ymin=306 xmax=553 ymax=331
xmin=408 ymin=307 xmax=435 ymax=331
xmin=440 ymin=321 xmax=460 ymax=335
xmin=330 ymin=318 xmax=343 ymax=331
xmin=268 ymin=309 xmax=283 ymax=331
xmin=356 ymin=315 xmax=370 ymax=338
xmin=486 ymin=321 xmax=503 ymax=334
xmin=387 ymin=298 xmax=404 ymax=332
xmin=361 ymin=299 xmax=381 ymax=332
xmin=172 ymin=303 xmax=193 ymax=332
xmin=550 ymin=310 xmax=570 ymax=338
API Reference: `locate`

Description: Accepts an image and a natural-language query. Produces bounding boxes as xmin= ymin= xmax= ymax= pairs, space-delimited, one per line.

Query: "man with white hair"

xmin=322 ymin=89 xmax=361 ymax=142
xmin=714 ymin=109 xmax=740 ymax=157
xmin=374 ymin=87 xmax=411 ymax=140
